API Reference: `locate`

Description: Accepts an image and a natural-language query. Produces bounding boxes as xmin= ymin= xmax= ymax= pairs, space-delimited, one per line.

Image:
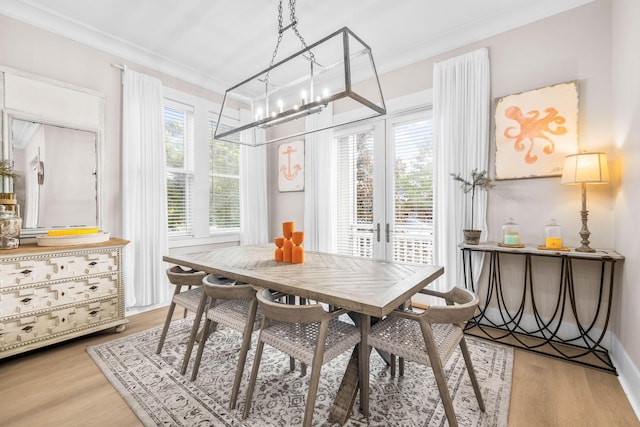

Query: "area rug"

xmin=87 ymin=317 xmax=512 ymax=426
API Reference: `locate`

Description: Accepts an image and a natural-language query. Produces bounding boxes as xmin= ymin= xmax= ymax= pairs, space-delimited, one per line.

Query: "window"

xmin=208 ymin=118 xmax=240 ymax=230
xmin=163 ymin=89 xmax=242 ymax=246
xmin=336 ymin=128 xmax=375 ymax=258
xmin=164 ymin=100 xmax=194 ymax=237
xmin=334 ymin=109 xmax=434 ymax=264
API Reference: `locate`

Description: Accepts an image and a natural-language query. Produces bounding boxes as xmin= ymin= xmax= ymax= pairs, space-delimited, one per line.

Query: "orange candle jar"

xmin=545 ymin=219 xmax=563 ymax=248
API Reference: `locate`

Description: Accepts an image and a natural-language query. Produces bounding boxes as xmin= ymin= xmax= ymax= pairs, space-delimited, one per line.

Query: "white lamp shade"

xmin=561 ymin=152 xmax=609 ymax=185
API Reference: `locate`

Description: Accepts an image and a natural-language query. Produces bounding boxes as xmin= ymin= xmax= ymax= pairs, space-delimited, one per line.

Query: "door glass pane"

xmin=391 ymin=117 xmax=433 ymax=264
xmin=336 ymin=130 xmax=375 ymax=258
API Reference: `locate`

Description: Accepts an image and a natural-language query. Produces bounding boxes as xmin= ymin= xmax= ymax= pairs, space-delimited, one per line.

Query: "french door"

xmin=335 ymin=109 xmax=433 ymax=263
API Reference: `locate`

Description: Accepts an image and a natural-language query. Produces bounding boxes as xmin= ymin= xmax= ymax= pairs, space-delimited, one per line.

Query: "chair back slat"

xmin=202 ymin=274 xmax=256 ymax=300
xmin=420 ymin=287 xmax=479 ymax=325
xmin=166 ymin=266 xmax=205 ymax=286
xmin=255 ymin=287 xmax=330 ymax=324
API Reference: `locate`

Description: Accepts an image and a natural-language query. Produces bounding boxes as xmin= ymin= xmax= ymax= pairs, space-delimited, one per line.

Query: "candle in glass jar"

xmin=544 ymin=219 xmax=562 ymax=248
xmin=502 ymin=218 xmax=521 ymax=245
xmin=503 ymin=233 xmax=521 ymax=245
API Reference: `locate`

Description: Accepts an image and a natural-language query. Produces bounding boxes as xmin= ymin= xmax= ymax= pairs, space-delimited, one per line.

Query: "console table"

xmin=460 ymin=242 xmax=623 ymax=373
xmin=0 ymin=238 xmax=129 ymax=359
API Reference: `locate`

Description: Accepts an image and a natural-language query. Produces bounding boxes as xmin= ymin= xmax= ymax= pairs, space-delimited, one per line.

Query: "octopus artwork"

xmin=495 ymin=81 xmax=578 ymax=179
xmin=503 ymin=106 xmax=568 ymax=164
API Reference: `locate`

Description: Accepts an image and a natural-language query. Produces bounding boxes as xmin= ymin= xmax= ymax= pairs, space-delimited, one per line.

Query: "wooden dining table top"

xmin=163 ymin=244 xmax=444 ymax=318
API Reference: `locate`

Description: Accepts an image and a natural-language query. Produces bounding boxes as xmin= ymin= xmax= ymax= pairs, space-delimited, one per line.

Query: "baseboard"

xmin=611 ymin=333 xmax=640 ymax=421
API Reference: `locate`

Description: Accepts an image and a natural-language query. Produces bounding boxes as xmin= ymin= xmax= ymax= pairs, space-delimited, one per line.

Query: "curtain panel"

xmin=122 ymin=68 xmax=170 ymax=308
xmin=240 ymin=110 xmax=269 ymax=245
xmin=304 ymin=105 xmax=336 ymax=253
xmin=433 ymin=48 xmax=491 ymax=289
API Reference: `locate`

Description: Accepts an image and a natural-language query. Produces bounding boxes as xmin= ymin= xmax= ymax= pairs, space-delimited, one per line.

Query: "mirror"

xmin=9 ymin=117 xmax=99 ymax=231
xmin=1 ymin=67 xmax=105 ymax=237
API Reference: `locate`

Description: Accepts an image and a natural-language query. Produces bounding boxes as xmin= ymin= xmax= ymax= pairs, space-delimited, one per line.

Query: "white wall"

xmin=612 ymin=0 xmax=640 ymax=413
xmin=0 ymin=14 xmax=224 ymax=237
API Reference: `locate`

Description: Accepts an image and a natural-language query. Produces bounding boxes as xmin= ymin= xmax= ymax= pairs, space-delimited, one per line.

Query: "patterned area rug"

xmin=87 ymin=317 xmax=512 ymax=426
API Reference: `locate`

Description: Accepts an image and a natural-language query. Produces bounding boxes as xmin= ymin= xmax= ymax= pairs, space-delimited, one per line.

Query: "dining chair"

xmin=242 ymin=287 xmax=361 ymax=427
xmin=156 ymin=266 xmax=206 ymax=354
xmin=367 ymin=286 xmax=485 ymax=427
xmin=186 ymin=273 xmax=263 ymax=410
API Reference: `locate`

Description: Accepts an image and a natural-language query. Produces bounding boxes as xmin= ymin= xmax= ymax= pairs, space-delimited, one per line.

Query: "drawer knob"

xmin=20 ymin=297 xmax=33 ymax=305
xmin=89 ymin=285 xmax=98 ymax=292
xmin=21 ymin=269 xmax=32 ymax=276
xmin=22 ymin=326 xmax=34 ymax=332
xmin=89 ymin=262 xmax=98 ymax=267
xmin=89 ymin=310 xmax=99 ymax=317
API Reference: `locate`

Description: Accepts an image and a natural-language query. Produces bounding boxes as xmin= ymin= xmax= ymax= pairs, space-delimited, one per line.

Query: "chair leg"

xmin=399 ymin=357 xmax=405 ymax=377
xmin=459 ymin=338 xmax=485 ymax=411
xmin=242 ymin=338 xmax=266 ymax=419
xmin=156 ymin=301 xmax=177 ymax=354
xmin=421 ymin=324 xmax=458 ymax=427
xmin=390 ymin=354 xmax=396 ymax=377
xmin=303 ymin=321 xmax=329 ymax=427
xmin=303 ymin=356 xmax=323 ymax=427
xmin=190 ymin=317 xmax=213 ymax=381
xmin=180 ymin=295 xmax=209 ymax=375
xmin=230 ymin=298 xmax=258 ymax=409
xmin=182 ymin=285 xmax=193 ymax=318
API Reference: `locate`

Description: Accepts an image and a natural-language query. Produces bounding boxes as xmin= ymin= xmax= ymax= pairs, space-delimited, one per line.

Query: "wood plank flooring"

xmin=0 ymin=307 xmax=638 ymax=426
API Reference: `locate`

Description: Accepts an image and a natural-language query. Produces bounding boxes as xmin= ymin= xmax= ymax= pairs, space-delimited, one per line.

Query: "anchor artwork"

xmin=278 ymin=140 xmax=305 ymax=192
xmin=495 ymin=81 xmax=579 ymax=180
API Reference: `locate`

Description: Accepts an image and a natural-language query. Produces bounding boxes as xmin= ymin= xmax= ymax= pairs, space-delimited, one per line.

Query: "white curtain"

xmin=240 ymin=111 xmax=269 ymax=245
xmin=122 ymin=68 xmax=170 ymax=308
xmin=433 ymin=48 xmax=491 ymax=290
xmin=303 ymin=105 xmax=336 ymax=253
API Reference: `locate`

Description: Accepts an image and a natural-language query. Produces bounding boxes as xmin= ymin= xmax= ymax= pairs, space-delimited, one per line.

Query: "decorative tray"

xmin=36 ymin=232 xmax=110 ymax=246
xmin=497 ymin=243 xmax=525 ymax=248
xmin=537 ymin=245 xmax=570 ymax=252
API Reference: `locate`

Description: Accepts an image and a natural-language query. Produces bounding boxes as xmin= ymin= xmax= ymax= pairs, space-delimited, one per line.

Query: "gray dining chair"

xmin=367 ymin=286 xmax=485 ymax=427
xmin=242 ymin=287 xmax=361 ymax=427
xmin=186 ymin=273 xmax=263 ymax=410
xmin=156 ymin=266 xmax=206 ymax=355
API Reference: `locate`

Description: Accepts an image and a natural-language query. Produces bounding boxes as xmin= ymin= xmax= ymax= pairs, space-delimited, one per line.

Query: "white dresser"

xmin=0 ymin=238 xmax=128 ymax=359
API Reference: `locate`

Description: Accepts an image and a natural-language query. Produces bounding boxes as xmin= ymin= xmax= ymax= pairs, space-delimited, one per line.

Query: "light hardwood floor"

xmin=0 ymin=307 xmax=638 ymax=427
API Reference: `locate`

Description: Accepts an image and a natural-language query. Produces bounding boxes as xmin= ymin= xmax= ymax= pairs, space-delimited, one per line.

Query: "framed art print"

xmin=278 ymin=140 xmax=304 ymax=192
xmin=495 ymin=81 xmax=579 ymax=180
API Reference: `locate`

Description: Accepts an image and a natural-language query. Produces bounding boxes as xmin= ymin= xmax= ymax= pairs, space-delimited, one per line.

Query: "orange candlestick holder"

xmin=292 ymin=231 xmax=304 ymax=264
xmin=282 ymin=221 xmax=294 ymax=262
xmin=274 ymin=237 xmax=284 ymax=261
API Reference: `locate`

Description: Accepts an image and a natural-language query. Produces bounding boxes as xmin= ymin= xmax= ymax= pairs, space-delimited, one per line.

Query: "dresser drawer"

xmin=0 ymin=251 xmax=119 ymax=287
xmin=0 ymin=298 xmax=120 ymax=349
xmin=0 ymin=274 xmax=120 ymax=317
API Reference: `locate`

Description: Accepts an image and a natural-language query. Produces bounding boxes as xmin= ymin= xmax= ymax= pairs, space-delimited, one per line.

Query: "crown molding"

xmin=1 ymin=0 xmax=595 ymax=93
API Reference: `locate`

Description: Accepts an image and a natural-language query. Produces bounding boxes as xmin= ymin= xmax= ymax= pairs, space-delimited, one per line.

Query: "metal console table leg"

xmin=461 ymin=243 xmax=623 ymax=374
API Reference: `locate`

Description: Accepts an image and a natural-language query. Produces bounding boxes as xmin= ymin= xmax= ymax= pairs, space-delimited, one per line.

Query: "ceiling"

xmin=1 ymin=0 xmax=594 ymax=95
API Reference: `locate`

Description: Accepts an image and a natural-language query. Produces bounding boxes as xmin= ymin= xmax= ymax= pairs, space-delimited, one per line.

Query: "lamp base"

xmin=574 ymin=245 xmax=596 ymax=253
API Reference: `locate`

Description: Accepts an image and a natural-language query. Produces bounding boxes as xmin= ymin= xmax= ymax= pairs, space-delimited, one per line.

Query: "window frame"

xmin=163 ymin=87 xmax=241 ymax=248
xmin=207 ymin=113 xmax=241 ymax=233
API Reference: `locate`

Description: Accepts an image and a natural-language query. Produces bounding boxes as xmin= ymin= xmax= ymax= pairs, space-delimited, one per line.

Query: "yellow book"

xmin=47 ymin=228 xmax=100 ymax=236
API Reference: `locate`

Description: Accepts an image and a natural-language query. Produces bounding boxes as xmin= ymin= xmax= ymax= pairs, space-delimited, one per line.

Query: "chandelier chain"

xmin=266 ymin=0 xmax=315 ymax=81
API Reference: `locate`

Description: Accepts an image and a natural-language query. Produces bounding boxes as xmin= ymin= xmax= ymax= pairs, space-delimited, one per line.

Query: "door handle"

xmin=385 ymin=223 xmax=390 ymax=243
xmin=376 ymin=223 xmax=381 ymax=242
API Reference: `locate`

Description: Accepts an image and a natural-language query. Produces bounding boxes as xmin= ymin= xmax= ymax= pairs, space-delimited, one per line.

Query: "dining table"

xmin=163 ymin=244 xmax=444 ymax=424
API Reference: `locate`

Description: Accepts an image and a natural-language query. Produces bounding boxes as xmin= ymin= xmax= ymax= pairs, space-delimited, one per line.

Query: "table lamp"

xmin=561 ymin=152 xmax=609 ymax=252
